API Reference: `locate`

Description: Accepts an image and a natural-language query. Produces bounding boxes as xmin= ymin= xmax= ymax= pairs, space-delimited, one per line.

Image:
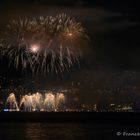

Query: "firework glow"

xmin=30 ymin=44 xmax=40 ymax=53
xmin=6 ymin=92 xmax=66 ymax=112
xmin=0 ymin=13 xmax=88 ymax=76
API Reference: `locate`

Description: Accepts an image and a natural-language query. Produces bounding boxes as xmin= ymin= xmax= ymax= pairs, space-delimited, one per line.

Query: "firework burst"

xmin=0 ymin=13 xmax=88 ymax=76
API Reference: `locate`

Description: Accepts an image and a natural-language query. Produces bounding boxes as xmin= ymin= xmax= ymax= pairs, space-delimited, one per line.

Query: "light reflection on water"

xmin=0 ymin=123 xmax=89 ymax=140
xmin=0 ymin=123 xmax=139 ymax=140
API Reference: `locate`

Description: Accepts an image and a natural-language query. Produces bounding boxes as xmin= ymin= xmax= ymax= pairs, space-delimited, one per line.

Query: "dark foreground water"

xmin=0 ymin=122 xmax=140 ymax=140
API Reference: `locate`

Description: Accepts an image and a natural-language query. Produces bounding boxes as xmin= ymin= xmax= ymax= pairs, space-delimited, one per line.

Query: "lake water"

xmin=0 ymin=122 xmax=139 ymax=140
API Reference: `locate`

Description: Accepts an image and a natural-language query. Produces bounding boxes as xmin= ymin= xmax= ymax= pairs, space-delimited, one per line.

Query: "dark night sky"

xmin=0 ymin=0 xmax=140 ymax=104
xmin=0 ymin=1 xmax=140 ymax=70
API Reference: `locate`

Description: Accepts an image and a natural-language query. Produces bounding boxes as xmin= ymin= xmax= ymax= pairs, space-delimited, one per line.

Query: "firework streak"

xmin=0 ymin=13 xmax=88 ymax=76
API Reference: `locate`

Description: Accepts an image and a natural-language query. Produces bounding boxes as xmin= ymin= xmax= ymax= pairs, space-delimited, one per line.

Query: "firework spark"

xmin=30 ymin=44 xmax=40 ymax=53
xmin=6 ymin=92 xmax=65 ymax=112
xmin=0 ymin=13 xmax=88 ymax=76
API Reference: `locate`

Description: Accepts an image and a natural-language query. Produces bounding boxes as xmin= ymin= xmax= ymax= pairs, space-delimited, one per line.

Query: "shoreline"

xmin=0 ymin=112 xmax=140 ymax=123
